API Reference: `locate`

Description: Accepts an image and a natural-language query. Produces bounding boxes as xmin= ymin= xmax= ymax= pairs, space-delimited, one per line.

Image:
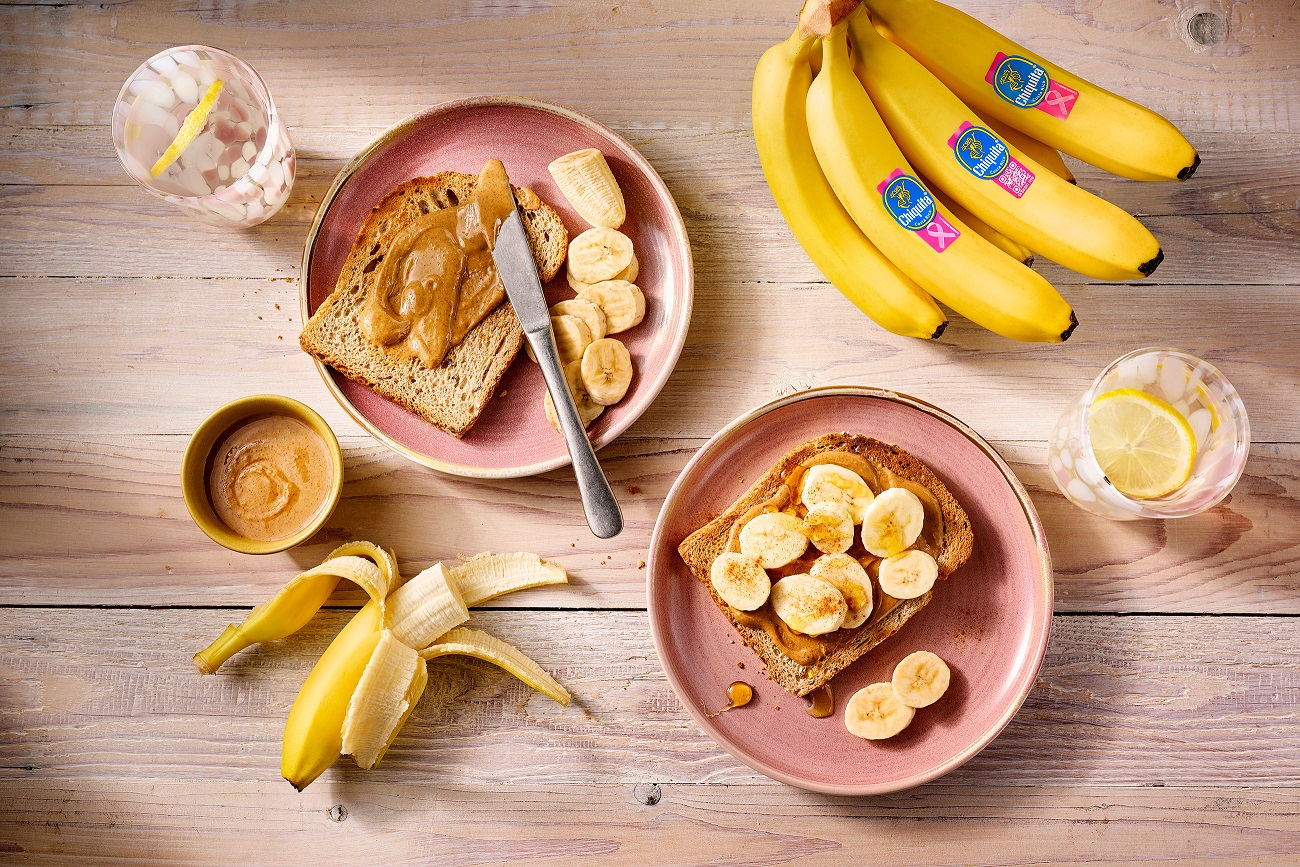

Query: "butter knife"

xmin=492 ymin=196 xmax=623 ymax=539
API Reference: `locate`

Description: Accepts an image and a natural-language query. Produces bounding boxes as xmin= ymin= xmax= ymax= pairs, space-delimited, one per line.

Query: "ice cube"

xmin=1134 ymin=354 xmax=1159 ymax=384
xmin=150 ymin=54 xmax=180 ymax=78
xmin=171 ymin=50 xmax=202 ymax=69
xmin=137 ymin=79 xmax=177 ymax=110
xmin=1188 ymin=408 xmax=1212 ymax=451
xmin=1159 ymin=359 xmax=1191 ymax=403
xmin=171 ymin=70 xmax=199 ymax=105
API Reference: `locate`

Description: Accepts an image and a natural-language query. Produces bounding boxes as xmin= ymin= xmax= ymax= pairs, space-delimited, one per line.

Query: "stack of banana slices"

xmin=194 ymin=542 xmax=570 ymax=790
xmin=535 ymin=148 xmax=647 ymax=429
xmin=844 ymin=650 xmax=951 ymax=740
xmin=712 ymin=465 xmax=939 ymax=635
xmin=752 ymin=0 xmax=1199 ymax=341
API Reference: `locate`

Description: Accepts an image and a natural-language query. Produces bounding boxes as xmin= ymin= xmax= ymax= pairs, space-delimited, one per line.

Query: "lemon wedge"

xmin=150 ymin=78 xmax=224 ymax=178
xmin=1089 ymin=388 xmax=1196 ymax=499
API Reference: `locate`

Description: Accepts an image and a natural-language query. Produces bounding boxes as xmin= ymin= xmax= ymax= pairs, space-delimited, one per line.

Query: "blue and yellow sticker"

xmin=991 ymin=55 xmax=1049 ymax=109
xmin=953 ymin=126 xmax=1010 ymax=180
xmin=881 ymin=175 xmax=935 ymax=231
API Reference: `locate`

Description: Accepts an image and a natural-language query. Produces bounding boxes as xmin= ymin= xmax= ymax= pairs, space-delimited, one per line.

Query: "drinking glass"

xmin=112 ymin=46 xmax=295 ymax=228
xmin=1048 ymin=348 xmax=1249 ymax=520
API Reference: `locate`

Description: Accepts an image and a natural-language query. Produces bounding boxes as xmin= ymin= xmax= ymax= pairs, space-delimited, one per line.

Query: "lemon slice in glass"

xmin=1089 ymin=388 xmax=1197 ymax=499
xmin=150 ymin=79 xmax=224 ymax=178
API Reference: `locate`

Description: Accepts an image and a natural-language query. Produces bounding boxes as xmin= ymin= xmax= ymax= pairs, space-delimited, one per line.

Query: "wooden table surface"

xmin=2 ymin=0 xmax=1298 ymax=862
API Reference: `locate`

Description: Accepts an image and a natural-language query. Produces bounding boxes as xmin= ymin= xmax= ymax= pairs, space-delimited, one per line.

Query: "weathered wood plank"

xmin=0 ymin=0 xmax=1295 ymax=133
xmin=1 ymin=780 xmax=1297 ymax=865
xmin=0 ymin=276 xmax=1295 ymax=441
xmin=1 ymin=610 xmax=1297 ymax=790
xmin=2 ymin=436 xmax=1296 ymax=612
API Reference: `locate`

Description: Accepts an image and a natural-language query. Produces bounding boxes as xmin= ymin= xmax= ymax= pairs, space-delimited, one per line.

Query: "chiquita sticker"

xmin=947 ymin=122 xmax=1036 ymax=198
xmin=985 ymin=52 xmax=1079 ymax=120
xmin=877 ymin=170 xmax=961 ymax=253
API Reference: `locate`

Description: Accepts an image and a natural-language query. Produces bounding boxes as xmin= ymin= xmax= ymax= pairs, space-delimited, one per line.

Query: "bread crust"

xmin=299 ymin=171 xmax=568 ymax=438
xmin=677 ymin=432 xmax=973 ymax=697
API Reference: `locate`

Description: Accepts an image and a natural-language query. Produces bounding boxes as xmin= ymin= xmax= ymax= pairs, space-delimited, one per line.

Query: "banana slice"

xmin=548 ymin=148 xmax=626 ymax=229
xmin=770 ymin=573 xmax=847 ymax=636
xmin=738 ymin=511 xmax=808 ymax=569
xmin=544 ymin=359 xmax=604 ymax=431
xmin=527 ymin=314 xmax=592 ymax=365
xmin=576 ymin=280 xmax=646 ymax=334
xmin=844 ymin=682 xmax=915 ymax=740
xmin=567 ymin=227 xmax=634 ymax=284
xmin=550 ymin=298 xmax=607 ymax=341
xmin=800 ymin=464 xmax=875 ymax=523
xmin=860 ymin=487 xmax=925 ymax=557
xmin=567 ymin=253 xmax=637 ymax=294
xmin=891 ymin=650 xmax=951 ymax=708
xmin=803 ymin=500 xmax=854 ymax=554
xmin=810 ymin=553 xmax=873 ymax=628
xmin=580 ymin=338 xmax=633 ymax=406
xmin=709 ymin=552 xmax=771 ymax=611
xmin=877 ymin=550 xmax=939 ymax=600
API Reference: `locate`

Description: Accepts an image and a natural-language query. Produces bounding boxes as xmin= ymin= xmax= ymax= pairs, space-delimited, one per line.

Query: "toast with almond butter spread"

xmin=677 ymin=432 xmax=973 ymax=697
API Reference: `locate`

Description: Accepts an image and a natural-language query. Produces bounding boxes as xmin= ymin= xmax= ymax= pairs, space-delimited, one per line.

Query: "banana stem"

xmin=193 ymin=624 xmax=252 ymax=675
xmin=799 ymin=0 xmax=862 ymax=38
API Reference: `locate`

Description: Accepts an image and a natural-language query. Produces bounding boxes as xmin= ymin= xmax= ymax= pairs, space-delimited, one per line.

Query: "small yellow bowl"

xmin=181 ymin=394 xmax=344 ymax=555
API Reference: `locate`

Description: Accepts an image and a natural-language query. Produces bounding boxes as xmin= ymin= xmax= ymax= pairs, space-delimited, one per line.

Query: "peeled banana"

xmin=710 ymin=551 xmax=772 ymax=611
xmin=891 ymin=650 xmax=950 ymax=708
xmin=844 ymin=681 xmax=915 ymax=739
xmin=862 ymin=0 xmax=1199 ymax=181
xmin=752 ymin=29 xmax=947 ymax=339
xmin=576 ymin=280 xmax=645 ymax=334
xmin=549 ymin=148 xmax=626 ymax=229
xmin=580 ymin=337 xmax=634 ymax=405
xmin=738 ymin=511 xmax=809 ymax=569
xmin=770 ymin=573 xmax=848 ymax=635
xmin=877 ymin=549 xmax=939 ymax=599
xmin=567 ymin=227 xmax=635 ymax=284
xmin=860 ymin=487 xmax=925 ymax=557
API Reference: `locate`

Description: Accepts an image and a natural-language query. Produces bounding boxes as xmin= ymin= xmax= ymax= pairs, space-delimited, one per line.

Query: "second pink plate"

xmin=647 ymin=386 xmax=1053 ymax=795
xmin=300 ymin=96 xmax=692 ymax=477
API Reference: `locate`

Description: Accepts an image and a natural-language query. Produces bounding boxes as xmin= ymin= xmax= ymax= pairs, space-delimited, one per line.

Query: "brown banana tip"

xmin=931 ymin=320 xmax=949 ymax=340
xmin=1139 ymin=249 xmax=1165 ymax=276
xmin=1061 ymin=311 xmax=1079 ymax=342
xmin=1178 ymin=153 xmax=1201 ymax=181
xmin=1024 ymin=255 xmax=1036 ymax=267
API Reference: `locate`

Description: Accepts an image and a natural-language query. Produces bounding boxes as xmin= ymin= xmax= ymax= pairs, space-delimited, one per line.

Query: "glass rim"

xmin=111 ymin=44 xmax=282 ymax=204
xmin=1076 ymin=346 xmax=1250 ymax=516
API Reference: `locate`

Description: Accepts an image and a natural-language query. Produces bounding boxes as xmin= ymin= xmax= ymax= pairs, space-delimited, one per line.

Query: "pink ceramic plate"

xmin=647 ymin=386 xmax=1053 ymax=795
xmin=300 ymin=96 xmax=692 ymax=477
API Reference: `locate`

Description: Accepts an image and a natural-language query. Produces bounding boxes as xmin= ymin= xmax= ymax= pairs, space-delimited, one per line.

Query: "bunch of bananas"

xmin=194 ymin=542 xmax=570 ymax=790
xmin=753 ymin=0 xmax=1199 ymax=341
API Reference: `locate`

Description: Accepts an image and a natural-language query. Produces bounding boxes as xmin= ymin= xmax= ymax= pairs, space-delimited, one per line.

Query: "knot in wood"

xmin=633 ymin=782 xmax=662 ymax=806
xmin=327 ymin=803 xmax=348 ymax=823
xmin=1188 ymin=12 xmax=1226 ymax=46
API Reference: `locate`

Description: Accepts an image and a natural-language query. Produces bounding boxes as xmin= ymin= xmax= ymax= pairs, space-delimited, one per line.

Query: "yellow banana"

xmin=281 ymin=600 xmax=384 ymax=791
xmin=806 ymin=23 xmax=1075 ymax=342
xmin=924 ymin=179 xmax=1033 ymax=265
xmin=849 ymin=12 xmax=1163 ymax=281
xmin=752 ymin=30 xmax=947 ymax=339
xmin=978 ymin=113 xmax=1074 ymax=185
xmin=863 ymin=0 xmax=1198 ymax=181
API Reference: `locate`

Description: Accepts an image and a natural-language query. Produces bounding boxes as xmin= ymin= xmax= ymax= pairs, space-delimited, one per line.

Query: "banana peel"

xmin=193 ymin=544 xmax=570 ymax=790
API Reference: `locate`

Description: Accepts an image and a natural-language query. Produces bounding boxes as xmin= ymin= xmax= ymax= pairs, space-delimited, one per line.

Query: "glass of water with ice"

xmin=1048 ymin=348 xmax=1250 ymax=520
xmin=112 ymin=46 xmax=295 ymax=228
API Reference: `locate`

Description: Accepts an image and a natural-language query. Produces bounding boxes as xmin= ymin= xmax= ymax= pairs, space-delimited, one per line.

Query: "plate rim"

xmin=298 ymin=94 xmax=694 ymax=479
xmin=645 ymin=385 xmax=1054 ymax=795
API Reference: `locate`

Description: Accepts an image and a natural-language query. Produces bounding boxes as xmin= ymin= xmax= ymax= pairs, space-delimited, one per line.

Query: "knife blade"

xmin=492 ymin=192 xmax=623 ymax=539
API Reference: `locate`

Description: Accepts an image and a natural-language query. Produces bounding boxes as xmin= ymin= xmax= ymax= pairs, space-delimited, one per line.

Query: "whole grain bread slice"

xmin=300 ymin=172 xmax=568 ymax=438
xmin=677 ymin=432 xmax=974 ymax=697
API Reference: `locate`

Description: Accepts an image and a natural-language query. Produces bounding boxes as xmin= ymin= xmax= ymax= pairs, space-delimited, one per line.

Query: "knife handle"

xmin=530 ymin=329 xmax=624 ymax=539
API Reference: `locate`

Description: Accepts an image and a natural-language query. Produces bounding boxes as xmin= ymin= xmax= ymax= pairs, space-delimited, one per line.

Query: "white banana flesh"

xmin=544 ymin=359 xmax=605 ymax=431
xmin=448 ymin=553 xmax=568 ymax=606
xmin=891 ymin=650 xmax=951 ymax=708
xmin=770 ymin=573 xmax=848 ymax=636
xmin=810 ymin=553 xmax=873 ymax=628
xmin=549 ymin=148 xmax=626 ymax=229
xmin=860 ymin=487 xmax=925 ymax=557
xmin=710 ymin=552 xmax=772 ymax=611
xmin=844 ymin=681 xmax=915 ymax=739
xmin=341 ymin=629 xmax=428 ymax=769
xmin=580 ymin=337 xmax=634 ymax=405
xmin=551 ymin=298 xmax=608 ymax=342
xmin=576 ymin=280 xmax=646 ymax=334
xmin=421 ymin=627 xmax=570 ymax=706
xmin=802 ymin=500 xmax=855 ymax=554
xmin=800 ymin=463 xmax=875 ymax=523
xmin=386 ymin=562 xmax=470 ymax=650
xmin=877 ymin=549 xmax=939 ymax=599
xmin=568 ymin=253 xmax=637 ymax=294
xmin=567 ymin=227 xmax=635 ymax=284
xmin=738 ymin=511 xmax=809 ymax=568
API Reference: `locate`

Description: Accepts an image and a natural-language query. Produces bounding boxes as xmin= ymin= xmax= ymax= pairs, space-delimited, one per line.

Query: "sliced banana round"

xmin=802 ymin=501 xmax=854 ymax=555
xmin=844 ymin=682 xmax=915 ymax=740
xmin=548 ymin=148 xmax=626 ymax=229
xmin=891 ymin=650 xmax=950 ymax=709
xmin=550 ymin=298 xmax=607 ymax=341
xmin=567 ymin=227 xmax=634 ymax=284
xmin=800 ymin=464 xmax=875 ymax=523
xmin=738 ymin=511 xmax=808 ymax=569
xmin=544 ymin=360 xmax=604 ymax=432
xmin=525 ymin=314 xmax=592 ymax=365
xmin=709 ymin=552 xmax=771 ymax=611
xmin=877 ymin=549 xmax=939 ymax=600
xmin=860 ymin=487 xmax=925 ymax=557
xmin=580 ymin=338 xmax=633 ymax=406
xmin=770 ymin=573 xmax=847 ymax=636
xmin=577 ymin=280 xmax=646 ymax=334
xmin=567 ymin=252 xmax=638 ymax=294
xmin=810 ymin=553 xmax=873 ymax=628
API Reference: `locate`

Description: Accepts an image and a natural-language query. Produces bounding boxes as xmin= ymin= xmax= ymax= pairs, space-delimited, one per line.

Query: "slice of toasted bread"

xmin=300 ymin=171 xmax=568 ymax=438
xmin=677 ymin=432 xmax=974 ymax=697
